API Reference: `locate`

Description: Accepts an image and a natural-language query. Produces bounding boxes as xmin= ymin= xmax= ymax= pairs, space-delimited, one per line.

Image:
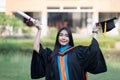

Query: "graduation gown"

xmin=31 ymin=38 xmax=107 ymax=80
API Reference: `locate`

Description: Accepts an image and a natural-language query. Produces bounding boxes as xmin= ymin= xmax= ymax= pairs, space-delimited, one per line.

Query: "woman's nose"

xmin=62 ymin=35 xmax=66 ymax=39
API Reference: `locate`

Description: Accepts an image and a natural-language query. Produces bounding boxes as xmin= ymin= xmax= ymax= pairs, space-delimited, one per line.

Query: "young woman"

xmin=31 ymin=20 xmax=107 ymax=80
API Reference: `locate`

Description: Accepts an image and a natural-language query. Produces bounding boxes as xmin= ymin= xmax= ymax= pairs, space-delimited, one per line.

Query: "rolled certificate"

xmin=16 ymin=10 xmax=35 ymax=23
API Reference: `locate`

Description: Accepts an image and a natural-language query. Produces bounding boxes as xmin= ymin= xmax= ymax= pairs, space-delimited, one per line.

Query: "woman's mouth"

xmin=60 ymin=40 xmax=68 ymax=43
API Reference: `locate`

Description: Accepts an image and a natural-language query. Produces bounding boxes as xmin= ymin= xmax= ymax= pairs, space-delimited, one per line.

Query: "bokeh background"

xmin=0 ymin=0 xmax=120 ymax=80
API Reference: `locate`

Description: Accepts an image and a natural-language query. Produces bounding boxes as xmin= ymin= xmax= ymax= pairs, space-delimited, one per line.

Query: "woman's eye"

xmin=65 ymin=34 xmax=68 ymax=37
xmin=59 ymin=33 xmax=63 ymax=36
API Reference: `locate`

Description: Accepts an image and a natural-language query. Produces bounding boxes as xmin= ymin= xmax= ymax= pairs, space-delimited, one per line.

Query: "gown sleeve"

xmin=76 ymin=38 xmax=107 ymax=74
xmin=31 ymin=44 xmax=52 ymax=79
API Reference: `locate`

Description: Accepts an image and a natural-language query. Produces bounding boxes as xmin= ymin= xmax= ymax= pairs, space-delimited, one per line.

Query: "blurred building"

xmin=0 ymin=0 xmax=5 ymax=12
xmin=1 ymin=0 xmax=120 ymax=37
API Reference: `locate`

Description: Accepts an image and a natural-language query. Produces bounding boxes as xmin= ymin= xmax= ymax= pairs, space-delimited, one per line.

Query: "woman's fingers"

xmin=34 ymin=20 xmax=41 ymax=30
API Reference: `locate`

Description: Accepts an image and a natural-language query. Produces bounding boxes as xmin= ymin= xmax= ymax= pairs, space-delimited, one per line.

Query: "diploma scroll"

xmin=16 ymin=10 xmax=35 ymax=23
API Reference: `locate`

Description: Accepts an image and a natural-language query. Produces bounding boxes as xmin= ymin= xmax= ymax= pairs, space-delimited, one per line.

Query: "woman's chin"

xmin=60 ymin=43 xmax=68 ymax=46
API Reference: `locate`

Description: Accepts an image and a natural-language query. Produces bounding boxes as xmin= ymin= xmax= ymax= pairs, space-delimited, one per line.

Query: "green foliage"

xmin=22 ymin=27 xmax=32 ymax=34
xmin=0 ymin=30 xmax=120 ymax=54
xmin=44 ymin=27 xmax=57 ymax=40
xmin=22 ymin=27 xmax=33 ymax=37
xmin=42 ymin=33 xmax=120 ymax=50
xmin=0 ymin=38 xmax=33 ymax=54
xmin=0 ymin=13 xmax=25 ymax=27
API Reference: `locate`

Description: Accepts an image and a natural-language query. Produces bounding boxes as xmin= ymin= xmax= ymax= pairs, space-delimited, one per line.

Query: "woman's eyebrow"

xmin=59 ymin=33 xmax=63 ymax=35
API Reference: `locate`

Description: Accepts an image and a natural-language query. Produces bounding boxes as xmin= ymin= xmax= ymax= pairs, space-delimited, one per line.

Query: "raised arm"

xmin=33 ymin=20 xmax=41 ymax=53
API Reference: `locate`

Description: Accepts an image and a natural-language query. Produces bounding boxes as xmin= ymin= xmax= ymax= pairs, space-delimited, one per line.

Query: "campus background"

xmin=0 ymin=0 xmax=120 ymax=80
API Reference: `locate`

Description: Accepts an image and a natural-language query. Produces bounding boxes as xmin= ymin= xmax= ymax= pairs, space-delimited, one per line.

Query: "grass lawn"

xmin=0 ymin=53 xmax=44 ymax=80
xmin=0 ymin=52 xmax=120 ymax=80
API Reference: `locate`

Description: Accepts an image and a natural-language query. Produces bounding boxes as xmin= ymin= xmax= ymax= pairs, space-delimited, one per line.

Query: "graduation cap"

xmin=96 ymin=17 xmax=117 ymax=36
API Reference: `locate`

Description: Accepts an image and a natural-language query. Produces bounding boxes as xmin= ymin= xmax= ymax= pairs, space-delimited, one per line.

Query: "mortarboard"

xmin=96 ymin=17 xmax=117 ymax=36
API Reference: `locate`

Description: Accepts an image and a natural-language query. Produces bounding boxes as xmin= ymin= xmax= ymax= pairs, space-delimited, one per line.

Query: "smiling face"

xmin=58 ymin=29 xmax=70 ymax=46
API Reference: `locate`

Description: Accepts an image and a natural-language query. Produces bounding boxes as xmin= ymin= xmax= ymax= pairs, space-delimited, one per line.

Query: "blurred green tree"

xmin=0 ymin=13 xmax=25 ymax=27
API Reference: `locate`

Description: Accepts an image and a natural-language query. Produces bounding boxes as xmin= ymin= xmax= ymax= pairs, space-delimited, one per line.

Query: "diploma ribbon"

xmin=26 ymin=17 xmax=32 ymax=23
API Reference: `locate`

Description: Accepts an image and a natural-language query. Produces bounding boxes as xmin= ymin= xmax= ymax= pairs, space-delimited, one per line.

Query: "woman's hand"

xmin=92 ymin=23 xmax=101 ymax=33
xmin=92 ymin=23 xmax=101 ymax=40
xmin=34 ymin=20 xmax=41 ymax=30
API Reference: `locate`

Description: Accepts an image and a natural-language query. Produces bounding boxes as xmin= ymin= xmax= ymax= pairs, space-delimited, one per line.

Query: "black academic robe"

xmin=31 ymin=38 xmax=107 ymax=80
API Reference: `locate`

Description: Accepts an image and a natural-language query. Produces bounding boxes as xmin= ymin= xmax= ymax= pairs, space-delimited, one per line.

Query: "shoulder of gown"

xmin=72 ymin=38 xmax=107 ymax=74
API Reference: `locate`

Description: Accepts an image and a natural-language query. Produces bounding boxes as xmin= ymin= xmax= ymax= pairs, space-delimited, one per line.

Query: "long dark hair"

xmin=52 ymin=27 xmax=74 ymax=55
